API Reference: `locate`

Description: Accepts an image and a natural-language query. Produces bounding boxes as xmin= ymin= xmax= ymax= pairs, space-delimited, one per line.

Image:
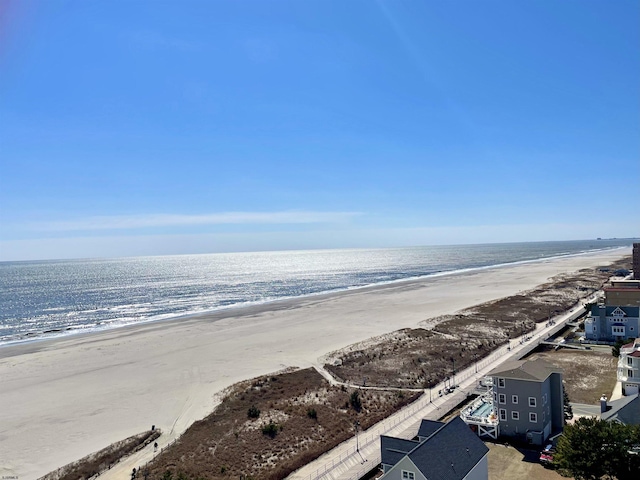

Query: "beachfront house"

xmin=617 ymin=339 xmax=640 ymax=396
xmin=462 ymin=358 xmax=564 ymax=446
xmin=380 ymin=417 xmax=489 ymax=480
xmin=585 ymin=305 xmax=640 ymax=342
xmin=585 ymin=281 xmax=640 ymax=342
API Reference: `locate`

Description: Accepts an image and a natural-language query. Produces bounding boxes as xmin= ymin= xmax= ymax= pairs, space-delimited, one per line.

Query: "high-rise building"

xmin=634 ymin=243 xmax=640 ymax=280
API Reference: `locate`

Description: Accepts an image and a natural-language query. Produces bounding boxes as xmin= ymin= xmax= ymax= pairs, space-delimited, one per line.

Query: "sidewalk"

xmin=287 ymin=298 xmax=593 ymax=480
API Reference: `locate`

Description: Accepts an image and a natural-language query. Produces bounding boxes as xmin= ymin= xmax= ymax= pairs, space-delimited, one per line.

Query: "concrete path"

xmin=287 ymin=297 xmax=595 ymax=480
xmin=610 ymin=380 xmax=624 ymax=401
xmin=570 ymin=402 xmax=601 ymax=418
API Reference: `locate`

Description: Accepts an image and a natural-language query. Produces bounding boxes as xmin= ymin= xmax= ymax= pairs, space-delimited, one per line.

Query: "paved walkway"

xmin=287 ymin=297 xmax=595 ymax=480
xmin=101 ymin=296 xmax=594 ymax=480
xmin=610 ymin=380 xmax=624 ymax=401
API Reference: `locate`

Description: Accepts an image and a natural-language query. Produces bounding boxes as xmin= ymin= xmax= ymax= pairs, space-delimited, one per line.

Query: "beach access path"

xmin=0 ymin=248 xmax=628 ymax=480
xmin=286 ymin=294 xmax=595 ymax=480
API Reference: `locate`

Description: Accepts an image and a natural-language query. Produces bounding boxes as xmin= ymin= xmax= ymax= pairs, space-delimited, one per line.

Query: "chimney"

xmin=600 ymin=394 xmax=608 ymax=414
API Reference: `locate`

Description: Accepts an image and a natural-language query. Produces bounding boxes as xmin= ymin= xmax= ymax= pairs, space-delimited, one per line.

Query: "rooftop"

xmin=382 ymin=417 xmax=489 ymax=480
xmin=489 ymin=358 xmax=562 ymax=382
xmin=408 ymin=417 xmax=489 ymax=480
xmin=601 ymin=394 xmax=640 ymax=424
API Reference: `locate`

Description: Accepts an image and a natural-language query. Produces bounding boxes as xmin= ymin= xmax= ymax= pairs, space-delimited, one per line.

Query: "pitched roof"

xmin=601 ymin=394 xmax=640 ymax=424
xmin=605 ymin=306 xmax=639 ymax=316
xmin=489 ymin=358 xmax=562 ymax=382
xmin=406 ymin=417 xmax=489 ymax=480
xmin=417 ymin=419 xmax=444 ymax=439
xmin=380 ymin=435 xmax=419 ymax=467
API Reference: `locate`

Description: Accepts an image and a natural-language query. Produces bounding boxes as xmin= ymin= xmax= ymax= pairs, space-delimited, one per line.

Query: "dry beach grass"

xmin=144 ymin=368 xmax=419 ymax=479
xmin=0 ymin=248 xmax=631 ymax=479
xmin=324 ymin=258 xmax=629 ymax=389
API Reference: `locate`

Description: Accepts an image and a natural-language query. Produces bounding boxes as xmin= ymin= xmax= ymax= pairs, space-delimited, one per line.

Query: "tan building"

xmin=605 ymin=281 xmax=640 ymax=308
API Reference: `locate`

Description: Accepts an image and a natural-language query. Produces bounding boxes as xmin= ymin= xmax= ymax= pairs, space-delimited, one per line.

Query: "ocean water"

xmin=0 ymin=239 xmax=633 ymax=345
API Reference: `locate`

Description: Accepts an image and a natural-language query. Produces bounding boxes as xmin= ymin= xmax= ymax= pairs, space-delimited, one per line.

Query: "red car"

xmin=539 ymin=444 xmax=555 ymax=467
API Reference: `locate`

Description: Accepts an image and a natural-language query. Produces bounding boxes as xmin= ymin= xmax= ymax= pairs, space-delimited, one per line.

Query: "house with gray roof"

xmin=585 ymin=305 xmax=640 ymax=342
xmin=380 ymin=417 xmax=489 ymax=480
xmin=490 ymin=358 xmax=563 ymax=445
xmin=601 ymin=393 xmax=640 ymax=425
xmin=461 ymin=358 xmax=564 ymax=446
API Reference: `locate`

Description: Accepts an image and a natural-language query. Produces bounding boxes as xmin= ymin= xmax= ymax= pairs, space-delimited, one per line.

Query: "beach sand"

xmin=0 ymin=248 xmax=629 ymax=479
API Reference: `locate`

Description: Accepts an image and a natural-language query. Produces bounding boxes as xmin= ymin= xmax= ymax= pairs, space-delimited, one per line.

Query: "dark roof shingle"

xmin=407 ymin=417 xmax=489 ymax=480
xmin=380 ymin=435 xmax=419 ymax=467
xmin=601 ymin=394 xmax=640 ymax=424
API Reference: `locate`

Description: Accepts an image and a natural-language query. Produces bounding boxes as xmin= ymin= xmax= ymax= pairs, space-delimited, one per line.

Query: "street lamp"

xmin=452 ymin=358 xmax=456 ymax=387
xmin=474 ymin=353 xmax=478 ymax=374
xmin=354 ymin=420 xmax=360 ymax=452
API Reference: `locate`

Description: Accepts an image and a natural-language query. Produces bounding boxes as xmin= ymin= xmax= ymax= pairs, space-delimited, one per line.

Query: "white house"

xmin=618 ymin=339 xmax=640 ymax=396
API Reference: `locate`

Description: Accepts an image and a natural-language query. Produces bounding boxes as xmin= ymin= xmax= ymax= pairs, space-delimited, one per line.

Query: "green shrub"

xmin=350 ymin=391 xmax=362 ymax=412
xmin=262 ymin=422 xmax=279 ymax=438
xmin=307 ymin=408 xmax=317 ymax=420
xmin=247 ymin=405 xmax=260 ymax=419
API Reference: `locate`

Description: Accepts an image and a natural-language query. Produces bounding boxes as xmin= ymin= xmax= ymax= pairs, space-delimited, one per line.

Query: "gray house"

xmin=380 ymin=417 xmax=489 ymax=480
xmin=584 ymin=305 xmax=640 ymax=342
xmin=601 ymin=393 xmax=640 ymax=425
xmin=489 ymin=358 xmax=564 ymax=445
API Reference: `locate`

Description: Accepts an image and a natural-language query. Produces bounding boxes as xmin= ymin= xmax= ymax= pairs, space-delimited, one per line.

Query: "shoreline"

xmin=0 ymin=245 xmax=628 ymax=350
xmin=0 ymin=247 xmax=630 ymax=479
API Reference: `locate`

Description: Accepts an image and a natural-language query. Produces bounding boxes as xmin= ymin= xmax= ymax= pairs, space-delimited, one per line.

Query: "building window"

xmin=529 ymin=397 xmax=537 ymax=407
xmin=629 ymin=369 xmax=633 ymax=377
xmin=512 ymin=411 xmax=519 ymax=420
xmin=612 ymin=326 xmax=625 ymax=335
xmin=628 ymin=357 xmax=633 ymax=366
xmin=498 ymin=378 xmax=505 ymax=388
xmin=402 ymin=471 xmax=415 ymax=480
xmin=530 ymin=412 xmax=537 ymax=423
xmin=543 ymin=394 xmax=547 ymax=405
xmin=499 ymin=409 xmax=507 ymax=421
xmin=512 ymin=395 xmax=518 ymax=404
xmin=499 ymin=394 xmax=506 ymax=404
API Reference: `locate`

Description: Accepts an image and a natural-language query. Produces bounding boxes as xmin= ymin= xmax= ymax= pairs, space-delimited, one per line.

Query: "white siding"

xmin=380 ymin=457 xmax=427 ymax=480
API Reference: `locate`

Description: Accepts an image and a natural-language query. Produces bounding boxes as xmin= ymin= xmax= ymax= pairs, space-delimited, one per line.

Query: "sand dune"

xmin=0 ymin=248 xmax=628 ymax=479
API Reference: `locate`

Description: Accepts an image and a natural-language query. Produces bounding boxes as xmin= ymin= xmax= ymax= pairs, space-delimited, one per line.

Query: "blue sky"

xmin=1 ymin=0 xmax=638 ymax=261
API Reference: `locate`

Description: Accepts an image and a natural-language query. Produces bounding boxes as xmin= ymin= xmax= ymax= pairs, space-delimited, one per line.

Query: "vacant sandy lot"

xmin=528 ymin=349 xmax=617 ymax=404
xmin=487 ymin=443 xmax=563 ymax=480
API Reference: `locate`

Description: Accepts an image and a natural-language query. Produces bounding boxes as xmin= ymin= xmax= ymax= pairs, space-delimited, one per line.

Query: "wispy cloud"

xmin=33 ymin=211 xmax=361 ymax=232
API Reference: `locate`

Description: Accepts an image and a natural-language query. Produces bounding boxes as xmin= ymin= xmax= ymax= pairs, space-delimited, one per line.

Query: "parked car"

xmin=539 ymin=444 xmax=556 ymax=467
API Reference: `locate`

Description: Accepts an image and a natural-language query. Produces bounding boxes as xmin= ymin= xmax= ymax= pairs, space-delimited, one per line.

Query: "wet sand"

xmin=0 ymin=248 xmax=628 ymax=479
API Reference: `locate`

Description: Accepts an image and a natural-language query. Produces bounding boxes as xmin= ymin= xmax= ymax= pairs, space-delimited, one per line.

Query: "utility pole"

xmin=452 ymin=358 xmax=456 ymax=387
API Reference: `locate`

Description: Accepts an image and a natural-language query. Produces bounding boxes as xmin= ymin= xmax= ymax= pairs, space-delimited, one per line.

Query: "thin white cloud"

xmin=33 ymin=211 xmax=361 ymax=232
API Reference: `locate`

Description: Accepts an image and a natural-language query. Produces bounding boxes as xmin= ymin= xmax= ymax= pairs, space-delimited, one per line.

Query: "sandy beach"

xmin=0 ymin=248 xmax=629 ymax=479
